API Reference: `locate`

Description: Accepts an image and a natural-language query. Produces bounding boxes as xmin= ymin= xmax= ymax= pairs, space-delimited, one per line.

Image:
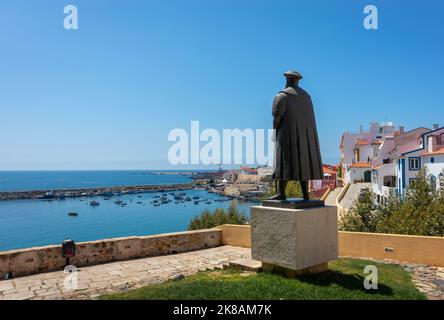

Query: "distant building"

xmin=257 ymin=166 xmax=273 ymax=177
xmin=310 ymin=164 xmax=338 ymax=190
xmin=223 ymin=170 xmax=238 ymax=183
xmin=239 ymin=166 xmax=258 ymax=175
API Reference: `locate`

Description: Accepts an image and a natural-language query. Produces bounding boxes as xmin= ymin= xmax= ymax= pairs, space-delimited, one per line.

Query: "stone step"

xmin=229 ymin=258 xmax=262 ymax=272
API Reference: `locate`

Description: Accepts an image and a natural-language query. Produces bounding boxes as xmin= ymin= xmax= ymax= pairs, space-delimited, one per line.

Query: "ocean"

xmin=0 ymin=171 xmax=253 ymax=252
xmin=0 ymin=170 xmax=193 ymax=191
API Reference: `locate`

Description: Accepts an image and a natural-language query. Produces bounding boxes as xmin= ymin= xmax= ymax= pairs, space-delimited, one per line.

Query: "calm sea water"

xmin=0 ymin=171 xmax=253 ymax=252
xmin=0 ymin=170 xmax=192 ymax=191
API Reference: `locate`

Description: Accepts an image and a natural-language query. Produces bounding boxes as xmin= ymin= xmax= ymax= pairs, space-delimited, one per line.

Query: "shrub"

xmin=188 ymin=202 xmax=249 ymax=230
xmin=338 ymin=188 xmax=380 ymax=232
xmin=263 ymin=181 xmax=302 ymax=199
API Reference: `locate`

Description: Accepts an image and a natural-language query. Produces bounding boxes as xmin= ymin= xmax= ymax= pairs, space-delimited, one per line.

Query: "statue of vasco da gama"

xmin=269 ymin=71 xmax=323 ymax=201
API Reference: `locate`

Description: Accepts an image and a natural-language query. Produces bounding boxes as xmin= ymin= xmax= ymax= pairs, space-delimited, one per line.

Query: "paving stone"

xmin=0 ymin=246 xmax=251 ymax=300
xmin=0 ymin=281 xmax=14 ymax=291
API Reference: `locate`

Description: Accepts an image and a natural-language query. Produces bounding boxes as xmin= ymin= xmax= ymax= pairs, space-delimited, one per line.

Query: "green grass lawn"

xmin=100 ymin=258 xmax=426 ymax=300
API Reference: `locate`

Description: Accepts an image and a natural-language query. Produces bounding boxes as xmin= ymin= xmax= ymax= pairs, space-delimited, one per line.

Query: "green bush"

xmin=262 ymin=181 xmax=302 ymax=199
xmin=340 ymin=168 xmax=444 ymax=237
xmin=188 ymin=202 xmax=249 ymax=231
xmin=338 ymin=188 xmax=380 ymax=233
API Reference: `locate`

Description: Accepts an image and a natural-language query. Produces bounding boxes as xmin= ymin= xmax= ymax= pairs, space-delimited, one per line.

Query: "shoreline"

xmin=0 ymin=183 xmax=195 ymax=201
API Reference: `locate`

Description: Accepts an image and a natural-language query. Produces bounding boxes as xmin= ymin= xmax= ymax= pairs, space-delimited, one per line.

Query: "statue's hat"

xmin=283 ymin=70 xmax=303 ymax=79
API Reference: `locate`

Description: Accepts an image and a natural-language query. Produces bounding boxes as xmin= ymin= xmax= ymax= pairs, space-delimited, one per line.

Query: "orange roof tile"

xmin=424 ymin=147 xmax=444 ymax=156
xmin=356 ymin=139 xmax=369 ymax=146
xmin=322 ymin=166 xmax=337 ymax=175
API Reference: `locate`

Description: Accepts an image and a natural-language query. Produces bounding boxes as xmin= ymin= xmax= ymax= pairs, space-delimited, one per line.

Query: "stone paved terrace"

xmin=1 ymin=245 xmax=443 ymax=300
xmin=0 ymin=245 xmax=250 ymax=300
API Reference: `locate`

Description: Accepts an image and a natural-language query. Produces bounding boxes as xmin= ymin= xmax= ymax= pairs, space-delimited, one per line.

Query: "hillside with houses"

xmin=340 ymin=122 xmax=444 ymax=206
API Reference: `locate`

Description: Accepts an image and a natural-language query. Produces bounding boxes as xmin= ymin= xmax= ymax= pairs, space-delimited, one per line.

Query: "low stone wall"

xmin=216 ymin=224 xmax=444 ymax=267
xmin=217 ymin=224 xmax=251 ymax=248
xmin=339 ymin=231 xmax=444 ymax=267
xmin=0 ymin=229 xmax=221 ymax=278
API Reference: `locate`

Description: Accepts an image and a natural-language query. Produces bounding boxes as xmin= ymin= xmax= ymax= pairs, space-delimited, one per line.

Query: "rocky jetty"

xmin=0 ymin=183 xmax=194 ymax=201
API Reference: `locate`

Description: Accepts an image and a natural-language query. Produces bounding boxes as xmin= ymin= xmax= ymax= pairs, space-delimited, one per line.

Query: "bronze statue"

xmin=268 ymin=71 xmax=323 ymax=202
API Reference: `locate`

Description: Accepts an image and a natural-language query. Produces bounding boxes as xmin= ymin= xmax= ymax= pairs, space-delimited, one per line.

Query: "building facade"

xmin=341 ymin=122 xmax=444 ymax=205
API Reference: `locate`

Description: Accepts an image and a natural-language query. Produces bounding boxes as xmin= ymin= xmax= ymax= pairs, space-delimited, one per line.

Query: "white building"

xmin=371 ymin=127 xmax=430 ymax=203
xmin=370 ymin=125 xmax=444 ymax=204
xmin=340 ymin=122 xmax=398 ymax=184
xmin=393 ymin=126 xmax=444 ymax=195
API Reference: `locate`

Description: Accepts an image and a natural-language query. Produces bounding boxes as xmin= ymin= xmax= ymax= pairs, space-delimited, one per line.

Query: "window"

xmin=409 ymin=157 xmax=421 ymax=171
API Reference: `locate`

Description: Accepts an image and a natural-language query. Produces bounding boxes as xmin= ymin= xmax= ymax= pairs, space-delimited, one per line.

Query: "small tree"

xmin=262 ymin=181 xmax=302 ymax=199
xmin=339 ymin=188 xmax=380 ymax=232
xmin=376 ymin=168 xmax=444 ymax=236
xmin=337 ymin=163 xmax=343 ymax=179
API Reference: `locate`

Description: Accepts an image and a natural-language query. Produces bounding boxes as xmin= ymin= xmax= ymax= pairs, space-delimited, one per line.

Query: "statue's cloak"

xmin=272 ymin=86 xmax=323 ymax=181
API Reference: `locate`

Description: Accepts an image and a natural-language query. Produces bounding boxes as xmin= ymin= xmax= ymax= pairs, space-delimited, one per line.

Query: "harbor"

xmin=0 ymin=188 xmax=252 ymax=252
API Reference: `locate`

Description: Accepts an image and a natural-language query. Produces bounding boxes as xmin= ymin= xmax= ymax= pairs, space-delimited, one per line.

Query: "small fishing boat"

xmin=114 ymin=199 xmax=123 ymax=205
xmin=68 ymin=212 xmax=78 ymax=217
xmin=89 ymin=200 xmax=100 ymax=206
xmin=194 ymin=201 xmax=199 ymax=205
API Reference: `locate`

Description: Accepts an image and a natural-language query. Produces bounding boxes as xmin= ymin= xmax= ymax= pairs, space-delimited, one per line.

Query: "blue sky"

xmin=1 ymin=0 xmax=443 ymax=170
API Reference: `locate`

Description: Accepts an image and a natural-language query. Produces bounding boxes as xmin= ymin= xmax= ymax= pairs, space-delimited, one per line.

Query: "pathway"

xmin=325 ymin=186 xmax=343 ymax=206
xmin=340 ymin=183 xmax=371 ymax=209
xmin=0 ymin=245 xmax=250 ymax=300
xmin=405 ymin=263 xmax=444 ymax=300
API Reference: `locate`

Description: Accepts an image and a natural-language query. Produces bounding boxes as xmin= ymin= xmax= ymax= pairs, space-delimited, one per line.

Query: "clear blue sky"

xmin=1 ymin=0 xmax=443 ymax=170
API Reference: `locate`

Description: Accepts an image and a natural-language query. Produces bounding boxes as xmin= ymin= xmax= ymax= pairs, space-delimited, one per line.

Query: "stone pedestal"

xmin=250 ymin=205 xmax=338 ymax=275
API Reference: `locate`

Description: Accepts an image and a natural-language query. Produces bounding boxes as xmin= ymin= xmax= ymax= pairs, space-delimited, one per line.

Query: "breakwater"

xmin=0 ymin=183 xmax=195 ymax=201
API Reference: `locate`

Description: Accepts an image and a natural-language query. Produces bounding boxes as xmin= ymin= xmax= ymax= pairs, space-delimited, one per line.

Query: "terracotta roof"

xmin=371 ymin=141 xmax=383 ymax=145
xmin=350 ymin=163 xmax=372 ymax=168
xmin=322 ymin=166 xmax=337 ymax=175
xmin=424 ymin=147 xmax=444 ymax=156
xmin=356 ymin=139 xmax=369 ymax=146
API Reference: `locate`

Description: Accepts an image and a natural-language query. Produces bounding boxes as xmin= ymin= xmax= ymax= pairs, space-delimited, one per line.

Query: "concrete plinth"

xmin=251 ymin=205 xmax=338 ymax=273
